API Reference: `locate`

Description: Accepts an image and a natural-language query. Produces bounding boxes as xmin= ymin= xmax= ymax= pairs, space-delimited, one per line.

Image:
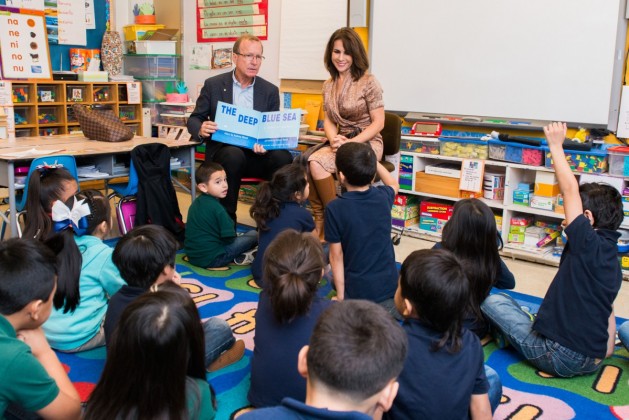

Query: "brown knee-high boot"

xmin=312 ymin=176 xmax=337 ymax=241
xmin=307 ymin=173 xmax=325 ymax=238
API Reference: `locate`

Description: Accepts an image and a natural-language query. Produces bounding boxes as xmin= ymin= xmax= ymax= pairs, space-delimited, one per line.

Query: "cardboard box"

xmin=420 ymin=201 xmax=454 ymax=221
xmin=425 ymin=162 xmax=461 ymax=178
xmin=419 ymin=216 xmax=448 ymax=233
xmin=392 ymin=203 xmax=419 ymax=220
xmin=530 ymin=195 xmax=556 ymax=211
xmin=508 ymin=233 xmax=525 ymax=243
xmin=392 ymin=216 xmax=419 ymax=228
xmin=534 ymin=171 xmax=560 ymax=197
xmin=394 ymin=194 xmax=420 ymax=207
xmin=513 ymin=190 xmax=532 ymax=205
xmin=415 ymin=172 xmax=460 ymax=198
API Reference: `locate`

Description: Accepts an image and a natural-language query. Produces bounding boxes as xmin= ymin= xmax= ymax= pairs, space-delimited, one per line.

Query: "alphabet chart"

xmin=0 ymin=7 xmax=51 ymax=80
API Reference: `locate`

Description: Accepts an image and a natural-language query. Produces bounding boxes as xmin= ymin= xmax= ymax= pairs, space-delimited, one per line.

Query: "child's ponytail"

xmin=50 ymin=190 xmax=109 ymax=313
xmin=264 ymin=229 xmax=325 ymax=323
xmin=250 ymin=164 xmax=308 ymax=231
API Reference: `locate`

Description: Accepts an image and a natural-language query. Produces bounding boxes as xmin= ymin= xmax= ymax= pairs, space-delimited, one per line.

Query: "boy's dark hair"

xmin=307 ymin=300 xmax=407 ymax=400
xmin=195 ymin=162 xmax=224 ymax=185
xmin=250 ymin=164 xmax=307 ymax=231
xmin=400 ymin=249 xmax=469 ymax=353
xmin=0 ymin=238 xmax=57 ymax=315
xmin=264 ymin=229 xmax=325 ymax=323
xmin=324 ymin=27 xmax=369 ymax=82
xmin=112 ymin=225 xmax=178 ymax=289
xmin=335 ymin=142 xmax=377 ymax=187
xmin=579 ymin=182 xmax=623 ymax=230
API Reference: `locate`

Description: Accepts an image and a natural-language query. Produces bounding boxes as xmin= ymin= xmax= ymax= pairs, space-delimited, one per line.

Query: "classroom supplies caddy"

xmin=399 ymin=130 xmax=623 ymax=268
xmin=10 ymin=81 xmax=142 ymax=138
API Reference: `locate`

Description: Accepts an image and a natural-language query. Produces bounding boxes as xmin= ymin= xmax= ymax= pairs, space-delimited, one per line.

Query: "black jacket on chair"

xmin=131 ymin=143 xmax=185 ymax=243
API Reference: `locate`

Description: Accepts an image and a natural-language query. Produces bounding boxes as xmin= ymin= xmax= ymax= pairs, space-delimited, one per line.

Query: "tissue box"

xmin=78 ymin=71 xmax=108 ymax=82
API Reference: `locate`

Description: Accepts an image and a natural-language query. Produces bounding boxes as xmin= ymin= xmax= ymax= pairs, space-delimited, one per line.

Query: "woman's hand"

xmin=331 ymin=135 xmax=349 ymax=150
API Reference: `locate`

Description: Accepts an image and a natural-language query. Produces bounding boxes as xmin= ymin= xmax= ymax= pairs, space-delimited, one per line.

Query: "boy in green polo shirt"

xmin=0 ymin=238 xmax=81 ymax=419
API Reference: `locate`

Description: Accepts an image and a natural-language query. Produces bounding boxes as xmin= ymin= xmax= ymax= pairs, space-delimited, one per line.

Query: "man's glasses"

xmin=235 ymin=52 xmax=265 ymax=62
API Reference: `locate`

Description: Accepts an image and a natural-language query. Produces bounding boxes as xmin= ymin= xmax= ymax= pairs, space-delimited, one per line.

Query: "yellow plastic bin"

xmin=123 ymin=24 xmax=165 ymax=41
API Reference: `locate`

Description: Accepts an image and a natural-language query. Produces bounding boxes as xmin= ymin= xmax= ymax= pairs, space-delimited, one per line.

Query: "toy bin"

xmin=134 ymin=41 xmax=176 ymax=55
xmin=37 ymin=106 xmax=60 ymax=124
xmin=118 ymin=105 xmax=137 ymax=121
xmin=66 ymin=85 xmax=87 ymax=102
xmin=123 ymin=55 xmax=178 ymax=79
xmin=159 ymin=113 xmax=187 ymax=126
xmin=488 ymin=140 xmax=545 ymax=166
xmin=400 ymin=137 xmax=440 ymax=154
xmin=125 ymin=123 xmax=139 ymax=135
xmin=607 ymin=146 xmax=629 ymax=177
xmin=543 ymin=147 xmax=607 ymax=173
xmin=123 ymin=24 xmax=165 ymax=41
xmin=439 ymin=137 xmax=488 ymax=159
xmin=140 ymin=79 xmax=174 ymax=103
xmin=13 ymin=107 xmax=32 ymax=125
xmin=15 ymin=128 xmax=33 ymax=137
xmin=37 ymin=85 xmax=59 ymax=103
xmin=92 ymin=85 xmax=113 ymax=102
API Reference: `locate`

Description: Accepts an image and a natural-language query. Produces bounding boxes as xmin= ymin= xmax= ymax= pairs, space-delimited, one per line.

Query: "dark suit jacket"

xmin=187 ymin=71 xmax=280 ymax=160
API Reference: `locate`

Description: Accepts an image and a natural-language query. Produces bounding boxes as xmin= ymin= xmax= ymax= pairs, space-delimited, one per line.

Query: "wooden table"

xmin=0 ymin=135 xmax=200 ymax=237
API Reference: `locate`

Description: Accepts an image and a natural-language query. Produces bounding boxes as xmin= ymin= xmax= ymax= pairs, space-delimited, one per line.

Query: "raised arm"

xmin=544 ymin=122 xmax=582 ymax=225
xmin=376 ymin=161 xmax=399 ymax=195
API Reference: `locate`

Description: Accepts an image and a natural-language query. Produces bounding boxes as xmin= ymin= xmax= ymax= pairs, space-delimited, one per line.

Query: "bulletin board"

xmin=0 ymin=6 xmax=52 ymax=80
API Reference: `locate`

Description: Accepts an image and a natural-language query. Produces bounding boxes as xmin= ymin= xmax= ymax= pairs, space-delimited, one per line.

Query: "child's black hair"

xmin=23 ymin=167 xmax=77 ymax=240
xmin=263 ymin=229 xmax=325 ymax=323
xmin=84 ymin=282 xmax=208 ymax=420
xmin=307 ymin=300 xmax=407 ymax=400
xmin=250 ymin=164 xmax=307 ymax=231
xmin=335 ymin=142 xmax=377 ymax=186
xmin=441 ymin=198 xmax=501 ymax=322
xmin=112 ymin=225 xmax=178 ymax=289
xmin=0 ymin=238 xmax=58 ymax=315
xmin=52 ymin=190 xmax=111 ymax=313
xmin=400 ymin=249 xmax=470 ymax=353
xmin=579 ymin=182 xmax=623 ymax=230
xmin=195 ymin=162 xmax=225 ymax=185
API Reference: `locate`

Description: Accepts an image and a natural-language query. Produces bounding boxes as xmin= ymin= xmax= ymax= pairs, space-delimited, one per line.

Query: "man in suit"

xmin=187 ymin=35 xmax=293 ymax=224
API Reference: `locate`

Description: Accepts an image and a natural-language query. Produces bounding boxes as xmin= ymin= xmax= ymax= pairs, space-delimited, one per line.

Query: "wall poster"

xmin=0 ymin=6 xmax=52 ymax=80
xmin=196 ymin=0 xmax=268 ymax=43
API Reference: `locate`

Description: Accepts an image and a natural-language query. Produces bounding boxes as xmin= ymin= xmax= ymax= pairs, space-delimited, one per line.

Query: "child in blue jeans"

xmin=185 ymin=162 xmax=257 ymax=268
xmin=482 ymin=122 xmax=624 ymax=377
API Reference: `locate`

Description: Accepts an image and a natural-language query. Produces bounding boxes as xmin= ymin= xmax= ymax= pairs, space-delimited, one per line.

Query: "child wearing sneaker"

xmin=105 ymin=225 xmax=245 ymax=372
xmin=185 ymin=162 xmax=258 ymax=269
xmin=482 ymin=122 xmax=624 ymax=377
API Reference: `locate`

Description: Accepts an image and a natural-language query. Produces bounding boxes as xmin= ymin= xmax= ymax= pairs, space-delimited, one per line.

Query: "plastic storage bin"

xmin=439 ymin=137 xmax=488 ymax=159
xmin=134 ymin=41 xmax=176 ymax=55
xmin=37 ymin=85 xmax=59 ymax=102
xmin=37 ymin=106 xmax=60 ymax=124
xmin=119 ymin=105 xmax=137 ymax=121
xmin=607 ymin=146 xmax=629 ymax=177
xmin=488 ymin=140 xmax=545 ymax=166
xmin=400 ymin=137 xmax=440 ymax=154
xmin=66 ymin=85 xmax=87 ymax=102
xmin=140 ymin=79 xmax=175 ymax=102
xmin=123 ymin=24 xmax=165 ymax=41
xmin=544 ymin=147 xmax=608 ymax=173
xmin=93 ymin=85 xmax=113 ymax=102
xmin=13 ymin=107 xmax=31 ymax=125
xmin=124 ymin=55 xmax=178 ymax=79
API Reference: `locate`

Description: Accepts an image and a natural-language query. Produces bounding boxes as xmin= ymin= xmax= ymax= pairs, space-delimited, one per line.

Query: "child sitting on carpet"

xmin=84 ymin=282 xmax=215 ymax=420
xmin=0 ymin=238 xmax=81 ymax=419
xmin=249 ymin=163 xmax=316 ymax=288
xmin=104 ymin=225 xmax=244 ymax=371
xmin=325 ymin=142 xmax=399 ymax=318
xmin=386 ymin=249 xmax=492 ymax=420
xmin=482 ymin=122 xmax=624 ymax=377
xmin=22 ymin=165 xmax=78 ymax=241
xmin=184 ymin=162 xmax=258 ymax=269
xmin=43 ymin=190 xmax=126 ymax=352
xmin=241 ymin=300 xmax=407 ymax=419
xmin=248 ymin=229 xmax=332 ymax=408
xmin=434 ymin=198 xmax=515 ymax=338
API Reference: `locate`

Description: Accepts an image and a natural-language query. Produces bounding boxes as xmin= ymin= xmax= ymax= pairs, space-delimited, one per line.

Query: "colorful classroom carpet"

xmin=56 ymin=256 xmax=629 ymax=420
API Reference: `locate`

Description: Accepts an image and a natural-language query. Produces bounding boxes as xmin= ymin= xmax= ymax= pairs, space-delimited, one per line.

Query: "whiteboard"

xmin=278 ymin=0 xmax=347 ymax=80
xmin=370 ymin=0 xmax=627 ymax=128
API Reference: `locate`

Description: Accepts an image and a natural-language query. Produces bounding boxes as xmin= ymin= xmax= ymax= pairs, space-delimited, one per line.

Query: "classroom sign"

xmin=0 ymin=7 xmax=51 ymax=80
xmin=213 ymin=101 xmax=301 ymax=150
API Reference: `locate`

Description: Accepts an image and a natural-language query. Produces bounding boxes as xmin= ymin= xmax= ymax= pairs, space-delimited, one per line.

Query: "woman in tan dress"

xmin=308 ymin=27 xmax=385 ymax=240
